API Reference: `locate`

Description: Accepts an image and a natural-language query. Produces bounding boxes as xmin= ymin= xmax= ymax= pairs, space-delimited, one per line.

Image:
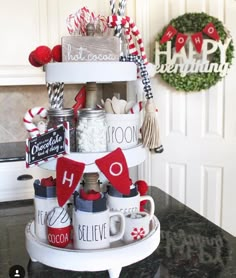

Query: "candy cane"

xmin=107 ymin=15 xmax=148 ymax=64
xmin=23 ymin=107 xmax=47 ymax=137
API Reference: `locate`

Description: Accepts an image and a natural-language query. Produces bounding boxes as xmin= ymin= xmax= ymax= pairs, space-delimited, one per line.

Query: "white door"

xmin=135 ymin=0 xmax=236 ymax=236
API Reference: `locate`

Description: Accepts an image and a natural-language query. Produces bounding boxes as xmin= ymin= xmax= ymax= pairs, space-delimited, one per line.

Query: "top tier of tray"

xmin=45 ymin=62 xmax=137 ymax=84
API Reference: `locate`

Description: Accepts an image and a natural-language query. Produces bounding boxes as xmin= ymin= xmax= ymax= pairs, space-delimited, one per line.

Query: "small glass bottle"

xmin=47 ymin=108 xmax=76 ymax=152
xmin=76 ymin=108 xmax=107 ymax=152
xmin=120 ymin=28 xmax=129 ymax=57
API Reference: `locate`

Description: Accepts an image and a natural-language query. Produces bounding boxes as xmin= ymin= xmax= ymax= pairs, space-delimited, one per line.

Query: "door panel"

xmin=135 ymin=0 xmax=236 ymax=236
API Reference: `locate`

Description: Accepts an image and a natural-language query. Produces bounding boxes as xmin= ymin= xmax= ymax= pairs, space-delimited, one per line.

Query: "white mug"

xmin=34 ymin=197 xmax=58 ymax=242
xmin=73 ymin=208 xmax=125 ymax=250
xmin=106 ymin=192 xmax=155 ymax=235
xmin=123 ymin=211 xmax=152 ymax=244
xmin=107 ymin=192 xmax=155 ymax=216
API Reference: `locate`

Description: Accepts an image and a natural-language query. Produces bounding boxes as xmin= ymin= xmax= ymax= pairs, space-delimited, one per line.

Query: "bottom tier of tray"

xmin=25 ymin=216 xmax=160 ymax=278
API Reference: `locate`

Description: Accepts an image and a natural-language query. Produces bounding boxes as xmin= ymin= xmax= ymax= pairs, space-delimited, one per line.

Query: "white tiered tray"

xmin=39 ymin=143 xmax=146 ymax=172
xmin=25 ymin=216 xmax=160 ymax=278
xmin=45 ymin=62 xmax=137 ymax=84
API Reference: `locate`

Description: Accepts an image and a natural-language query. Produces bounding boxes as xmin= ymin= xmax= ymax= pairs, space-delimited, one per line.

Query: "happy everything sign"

xmin=155 ymin=13 xmax=234 ymax=92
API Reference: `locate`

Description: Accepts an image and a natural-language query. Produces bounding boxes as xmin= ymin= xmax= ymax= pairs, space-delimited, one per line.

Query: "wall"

xmin=0 ymin=85 xmax=79 ymax=143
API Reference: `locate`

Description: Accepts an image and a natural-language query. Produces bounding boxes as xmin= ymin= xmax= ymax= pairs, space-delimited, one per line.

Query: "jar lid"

xmin=77 ymin=108 xmax=105 ymax=119
xmin=47 ymin=108 xmax=74 ymax=117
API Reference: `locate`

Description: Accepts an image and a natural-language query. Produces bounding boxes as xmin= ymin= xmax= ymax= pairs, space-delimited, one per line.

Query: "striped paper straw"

xmin=115 ymin=0 xmax=127 ymax=37
xmin=110 ymin=0 xmax=116 ymax=14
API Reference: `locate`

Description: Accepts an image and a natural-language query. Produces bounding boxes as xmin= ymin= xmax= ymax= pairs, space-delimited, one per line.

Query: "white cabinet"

xmin=0 ymin=0 xmax=112 ymax=86
xmin=0 ymin=0 xmax=48 ymax=85
xmin=0 ymin=161 xmax=55 ymax=202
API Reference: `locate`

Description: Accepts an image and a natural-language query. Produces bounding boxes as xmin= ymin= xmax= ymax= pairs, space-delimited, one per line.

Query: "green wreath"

xmin=155 ymin=12 xmax=234 ymax=92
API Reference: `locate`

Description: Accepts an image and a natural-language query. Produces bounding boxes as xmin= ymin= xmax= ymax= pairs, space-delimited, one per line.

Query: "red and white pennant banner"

xmin=160 ymin=22 xmax=220 ymax=53
xmin=56 ymin=148 xmax=132 ymax=207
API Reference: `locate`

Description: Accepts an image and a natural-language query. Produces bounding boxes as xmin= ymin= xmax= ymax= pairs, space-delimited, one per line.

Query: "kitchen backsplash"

xmin=0 ymin=83 xmax=126 ymax=143
xmin=0 ymin=85 xmax=81 ymax=143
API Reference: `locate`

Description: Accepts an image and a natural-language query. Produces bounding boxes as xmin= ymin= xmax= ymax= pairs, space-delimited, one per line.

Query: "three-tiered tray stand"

xmin=25 ymin=61 xmax=160 ymax=278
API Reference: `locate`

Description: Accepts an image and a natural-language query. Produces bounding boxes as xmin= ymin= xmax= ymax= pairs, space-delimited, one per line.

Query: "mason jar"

xmin=47 ymin=108 xmax=76 ymax=152
xmin=76 ymin=108 xmax=107 ymax=152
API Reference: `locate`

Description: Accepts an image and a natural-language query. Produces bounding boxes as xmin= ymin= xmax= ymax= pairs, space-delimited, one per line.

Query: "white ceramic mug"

xmin=106 ymin=113 xmax=139 ymax=151
xmin=73 ymin=208 xmax=125 ymax=250
xmin=107 ymin=192 xmax=154 ymax=235
xmin=107 ymin=192 xmax=155 ymax=216
xmin=123 ymin=211 xmax=152 ymax=244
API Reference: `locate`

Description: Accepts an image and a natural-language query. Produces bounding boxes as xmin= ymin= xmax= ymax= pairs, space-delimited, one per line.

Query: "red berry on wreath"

xmin=52 ymin=44 xmax=62 ymax=62
xmin=33 ymin=45 xmax=52 ymax=65
xmin=28 ymin=51 xmax=42 ymax=67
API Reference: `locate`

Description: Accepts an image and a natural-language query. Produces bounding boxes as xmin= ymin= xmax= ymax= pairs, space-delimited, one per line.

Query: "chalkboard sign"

xmin=26 ymin=123 xmax=70 ymax=168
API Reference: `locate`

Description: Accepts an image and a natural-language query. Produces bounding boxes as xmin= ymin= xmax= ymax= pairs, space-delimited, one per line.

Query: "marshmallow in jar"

xmin=76 ymin=108 xmax=107 ymax=152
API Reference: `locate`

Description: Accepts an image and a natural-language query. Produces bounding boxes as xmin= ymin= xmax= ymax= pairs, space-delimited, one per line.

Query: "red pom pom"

xmin=136 ymin=180 xmax=148 ymax=195
xmin=33 ymin=45 xmax=52 ymax=65
xmin=52 ymin=45 xmax=62 ymax=62
xmin=28 ymin=51 xmax=42 ymax=67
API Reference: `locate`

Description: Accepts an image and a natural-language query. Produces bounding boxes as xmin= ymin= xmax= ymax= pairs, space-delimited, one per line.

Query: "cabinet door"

xmin=0 ymin=161 xmax=55 ymax=202
xmin=0 ymin=0 xmax=47 ymax=85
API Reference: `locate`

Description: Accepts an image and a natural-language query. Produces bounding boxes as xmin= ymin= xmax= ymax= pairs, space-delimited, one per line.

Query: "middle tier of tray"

xmin=39 ymin=144 xmax=146 ymax=172
xmin=45 ymin=62 xmax=137 ymax=84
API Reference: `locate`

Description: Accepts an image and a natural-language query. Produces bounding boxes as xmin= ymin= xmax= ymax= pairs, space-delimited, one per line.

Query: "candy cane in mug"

xmin=23 ymin=107 xmax=47 ymax=137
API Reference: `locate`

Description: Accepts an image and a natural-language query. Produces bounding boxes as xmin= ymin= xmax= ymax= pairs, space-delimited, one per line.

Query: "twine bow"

xmin=107 ymin=15 xmax=148 ymax=64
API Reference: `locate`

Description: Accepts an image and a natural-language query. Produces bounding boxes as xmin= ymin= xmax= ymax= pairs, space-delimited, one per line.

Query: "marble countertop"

xmin=0 ymin=141 xmax=25 ymax=162
xmin=0 ymin=187 xmax=235 ymax=277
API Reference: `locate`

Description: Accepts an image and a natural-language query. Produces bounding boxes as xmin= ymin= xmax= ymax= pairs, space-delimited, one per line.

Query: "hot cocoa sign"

xmin=62 ymin=36 xmax=120 ymax=62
